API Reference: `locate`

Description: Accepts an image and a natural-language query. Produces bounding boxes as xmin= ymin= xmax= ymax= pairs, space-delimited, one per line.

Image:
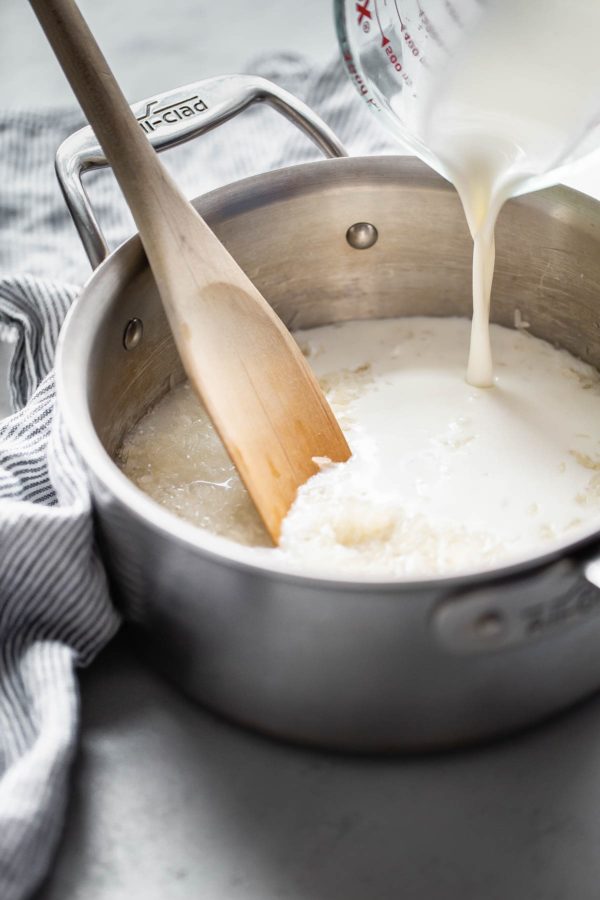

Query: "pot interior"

xmin=83 ymin=157 xmax=600 ymax=481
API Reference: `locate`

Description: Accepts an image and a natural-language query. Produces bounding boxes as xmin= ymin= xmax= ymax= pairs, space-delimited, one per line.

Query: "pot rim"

xmin=56 ymin=154 xmax=600 ymax=591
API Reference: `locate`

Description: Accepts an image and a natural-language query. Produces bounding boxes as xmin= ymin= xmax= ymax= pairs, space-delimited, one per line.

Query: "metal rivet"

xmin=473 ymin=611 xmax=506 ymax=640
xmin=346 ymin=222 xmax=379 ymax=250
xmin=123 ymin=318 xmax=143 ymax=350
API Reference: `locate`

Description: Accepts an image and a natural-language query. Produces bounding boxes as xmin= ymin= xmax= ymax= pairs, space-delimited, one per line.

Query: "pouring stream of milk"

xmin=413 ymin=0 xmax=600 ymax=387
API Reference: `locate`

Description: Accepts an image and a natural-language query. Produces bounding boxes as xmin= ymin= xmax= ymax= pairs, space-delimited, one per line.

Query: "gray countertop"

xmin=38 ymin=633 xmax=600 ymax=900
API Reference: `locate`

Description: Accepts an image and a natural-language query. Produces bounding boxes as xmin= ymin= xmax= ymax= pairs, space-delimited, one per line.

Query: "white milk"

xmin=119 ymin=4 xmax=600 ymax=576
xmin=411 ymin=0 xmax=600 ymax=386
xmin=119 ymin=317 xmax=600 ymax=578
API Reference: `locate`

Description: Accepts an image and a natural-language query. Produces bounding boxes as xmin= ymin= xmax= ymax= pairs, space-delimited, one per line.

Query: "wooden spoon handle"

xmin=30 ymin=0 xmax=351 ymax=543
xmin=29 ymin=0 xmax=187 ymax=243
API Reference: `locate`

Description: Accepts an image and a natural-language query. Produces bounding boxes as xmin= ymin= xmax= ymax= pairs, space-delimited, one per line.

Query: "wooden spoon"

xmin=29 ymin=0 xmax=351 ymax=543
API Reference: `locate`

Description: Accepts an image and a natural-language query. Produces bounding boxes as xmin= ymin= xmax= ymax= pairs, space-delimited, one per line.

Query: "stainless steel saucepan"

xmin=55 ymin=74 xmax=600 ymax=751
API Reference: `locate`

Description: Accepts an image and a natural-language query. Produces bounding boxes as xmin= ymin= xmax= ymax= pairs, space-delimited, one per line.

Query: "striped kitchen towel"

xmin=0 ymin=53 xmax=398 ymax=899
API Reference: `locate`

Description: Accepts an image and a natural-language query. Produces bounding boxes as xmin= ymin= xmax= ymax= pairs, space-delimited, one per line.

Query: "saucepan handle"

xmin=55 ymin=73 xmax=348 ymax=270
xmin=432 ymin=554 xmax=600 ymax=656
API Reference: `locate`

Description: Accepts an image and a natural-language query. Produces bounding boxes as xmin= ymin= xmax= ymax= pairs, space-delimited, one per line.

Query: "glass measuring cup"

xmin=336 ymin=0 xmax=600 ymax=388
xmin=335 ymin=0 xmax=600 ymax=201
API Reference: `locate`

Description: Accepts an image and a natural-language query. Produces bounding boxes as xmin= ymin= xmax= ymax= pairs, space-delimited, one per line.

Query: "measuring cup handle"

xmin=55 ymin=73 xmax=349 ymax=270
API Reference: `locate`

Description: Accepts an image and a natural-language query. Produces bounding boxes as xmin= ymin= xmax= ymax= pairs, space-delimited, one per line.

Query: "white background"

xmin=1 ymin=0 xmax=335 ymax=108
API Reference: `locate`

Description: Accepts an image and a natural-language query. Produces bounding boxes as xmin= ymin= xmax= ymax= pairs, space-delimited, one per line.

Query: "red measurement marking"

xmin=342 ymin=47 xmax=382 ymax=109
xmin=383 ymin=41 xmax=413 ymax=86
xmin=356 ymin=0 xmax=372 ymax=25
xmin=373 ymin=0 xmax=391 ymax=47
xmin=392 ymin=0 xmax=423 ymax=59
